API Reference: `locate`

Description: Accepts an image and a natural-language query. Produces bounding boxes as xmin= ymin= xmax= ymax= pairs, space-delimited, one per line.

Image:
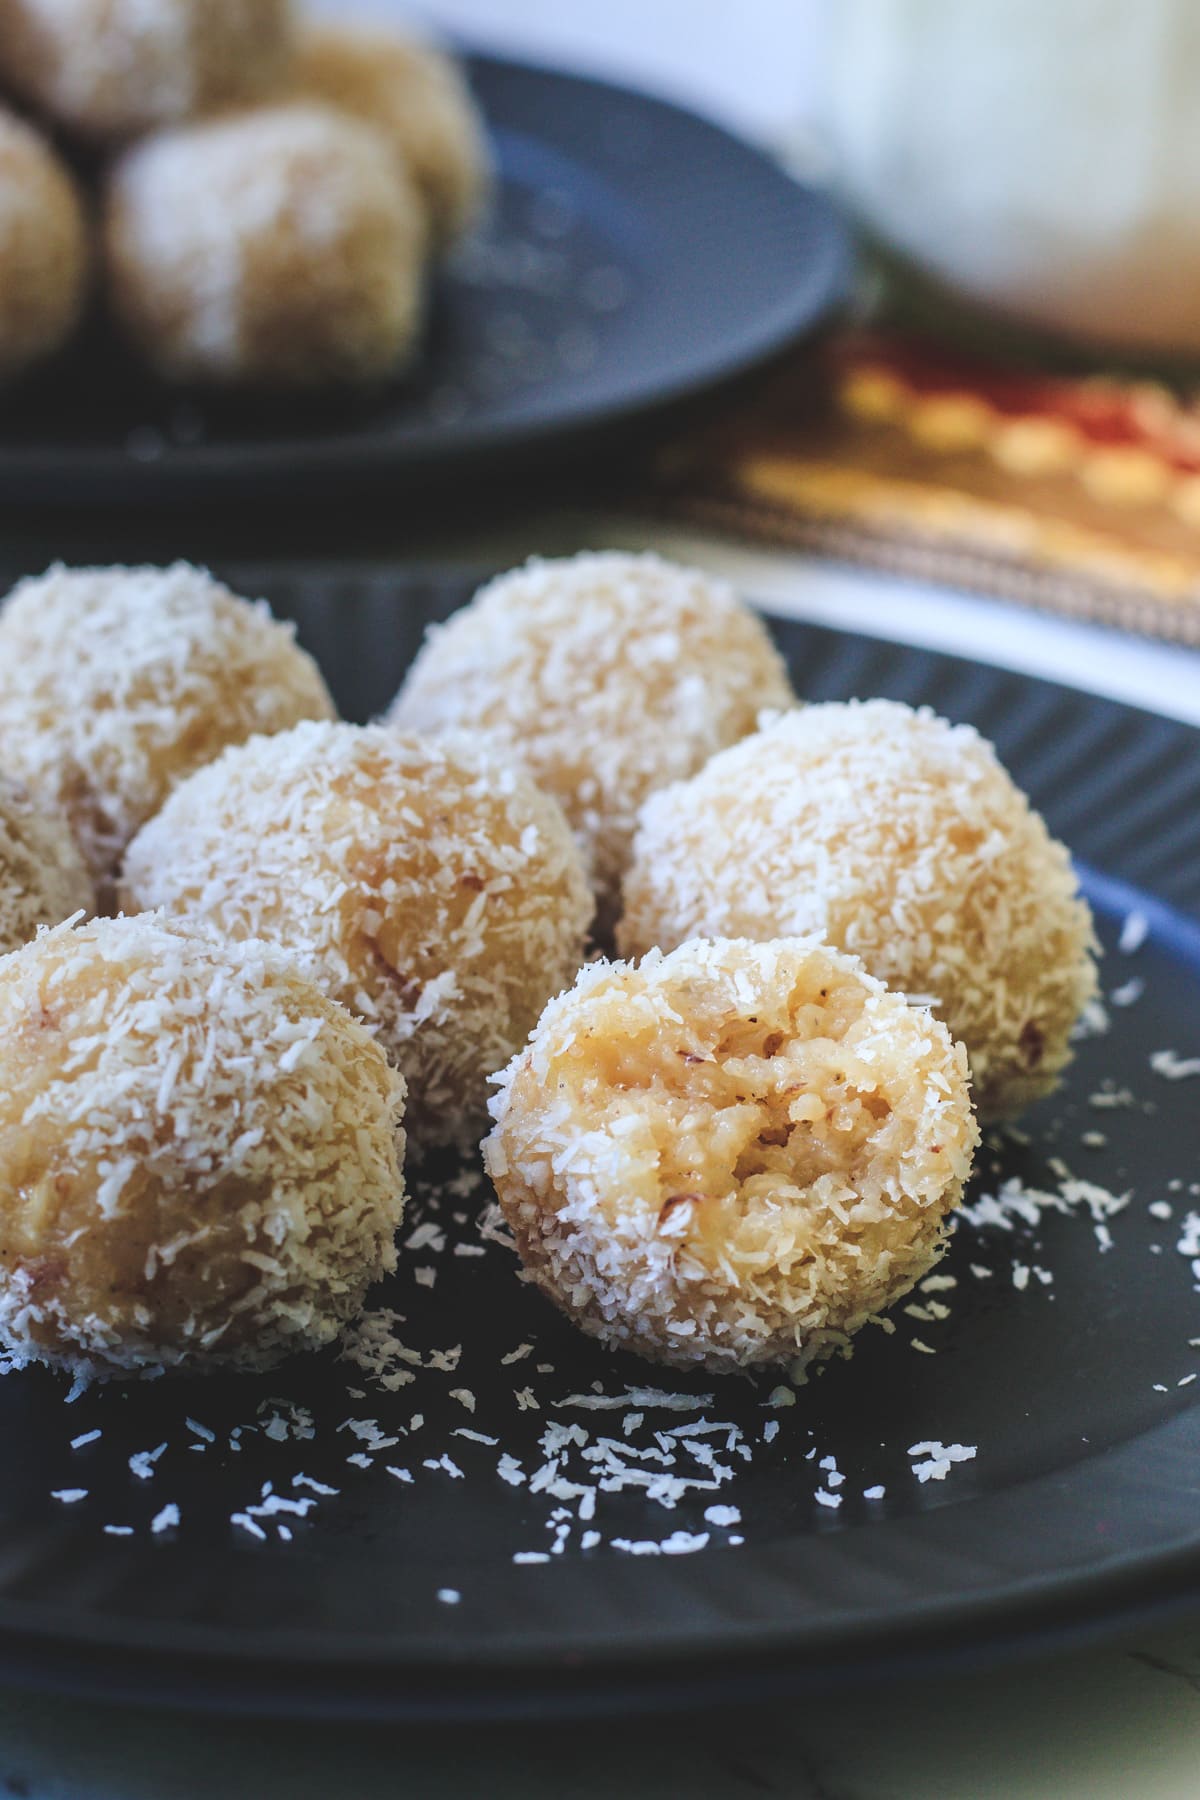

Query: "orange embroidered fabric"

xmin=653 ymin=330 xmax=1200 ymax=644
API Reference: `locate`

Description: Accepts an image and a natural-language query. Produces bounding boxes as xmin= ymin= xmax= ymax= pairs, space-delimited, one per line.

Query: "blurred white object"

xmin=825 ymin=0 xmax=1200 ymax=353
xmin=308 ymin=0 xmax=821 ymax=147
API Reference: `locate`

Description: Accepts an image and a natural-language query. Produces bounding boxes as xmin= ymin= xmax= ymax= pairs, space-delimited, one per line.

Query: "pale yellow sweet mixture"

xmin=485 ymin=936 xmax=979 ymax=1374
xmin=0 ymin=105 xmax=88 ymax=377
xmin=0 ymin=774 xmax=94 ymax=956
xmin=0 ymin=562 xmax=334 ymax=902
xmin=122 ymin=722 xmax=594 ymax=1149
xmin=104 ymin=102 xmax=426 ymax=386
xmin=0 ymin=915 xmax=407 ymax=1377
xmin=294 ymin=23 xmax=490 ymax=247
xmin=389 ymin=552 xmax=796 ymax=934
xmin=619 ymin=699 xmax=1099 ymax=1120
xmin=0 ymin=0 xmax=294 ymax=141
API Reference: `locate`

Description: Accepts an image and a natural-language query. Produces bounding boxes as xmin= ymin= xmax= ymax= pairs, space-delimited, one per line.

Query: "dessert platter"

xmin=0 ymin=554 xmax=1197 ymax=1720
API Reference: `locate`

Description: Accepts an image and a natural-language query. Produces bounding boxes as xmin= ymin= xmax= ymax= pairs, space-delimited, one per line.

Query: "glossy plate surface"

xmin=0 ymin=56 xmax=849 ymax=503
xmin=2 ymin=565 xmax=1199 ymax=1721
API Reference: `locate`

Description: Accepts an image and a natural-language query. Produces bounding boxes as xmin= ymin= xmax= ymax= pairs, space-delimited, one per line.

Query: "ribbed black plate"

xmin=0 ymin=56 xmax=848 ymax=505
xmin=1 ymin=563 xmax=1199 ymax=1723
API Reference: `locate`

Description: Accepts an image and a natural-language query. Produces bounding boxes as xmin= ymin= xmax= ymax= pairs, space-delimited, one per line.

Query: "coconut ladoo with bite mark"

xmin=0 ymin=916 xmax=407 ymax=1379
xmin=619 ymin=699 xmax=1099 ymax=1120
xmin=389 ymin=551 xmax=796 ymax=933
xmin=121 ymin=722 xmax=594 ymax=1150
xmin=0 ymin=562 xmax=335 ymax=903
xmin=485 ymin=936 xmax=979 ymax=1375
xmin=0 ymin=775 xmax=93 ymax=956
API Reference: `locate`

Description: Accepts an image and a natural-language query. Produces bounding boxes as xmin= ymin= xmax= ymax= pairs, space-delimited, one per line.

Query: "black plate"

xmin=0 ymin=56 xmax=849 ymax=505
xmin=2 ymin=564 xmax=1200 ymax=1723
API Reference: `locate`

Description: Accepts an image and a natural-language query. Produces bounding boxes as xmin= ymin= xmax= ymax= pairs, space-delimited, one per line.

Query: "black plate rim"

xmin=0 ymin=53 xmax=852 ymax=500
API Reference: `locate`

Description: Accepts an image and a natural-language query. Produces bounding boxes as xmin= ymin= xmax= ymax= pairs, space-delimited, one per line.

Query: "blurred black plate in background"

xmin=0 ymin=57 xmax=849 ymax=505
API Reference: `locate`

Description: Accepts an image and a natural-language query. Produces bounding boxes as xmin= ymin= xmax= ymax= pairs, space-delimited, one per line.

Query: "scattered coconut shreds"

xmin=1119 ymin=910 xmax=1149 ymax=954
xmin=1072 ymin=997 xmax=1110 ymax=1041
xmin=909 ymin=1442 xmax=977 ymax=1483
xmin=128 ymin=1444 xmax=167 ymax=1481
xmin=1089 ymin=1085 xmax=1136 ymax=1111
xmin=19 ymin=961 xmax=1200 ymax=1594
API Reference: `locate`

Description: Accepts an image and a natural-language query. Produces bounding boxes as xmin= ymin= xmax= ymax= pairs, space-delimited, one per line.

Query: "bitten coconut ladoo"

xmin=619 ymin=699 xmax=1099 ymax=1119
xmin=122 ymin=722 xmax=594 ymax=1149
xmin=0 ymin=106 xmax=88 ymax=379
xmin=0 ymin=562 xmax=335 ymax=902
xmin=0 ymin=0 xmax=294 ymax=142
xmin=104 ymin=103 xmax=426 ymax=387
xmin=0 ymin=916 xmax=407 ymax=1379
xmin=294 ymin=22 xmax=490 ymax=247
xmin=485 ymin=937 xmax=978 ymax=1375
xmin=389 ymin=552 xmax=795 ymax=932
xmin=0 ymin=775 xmax=94 ymax=956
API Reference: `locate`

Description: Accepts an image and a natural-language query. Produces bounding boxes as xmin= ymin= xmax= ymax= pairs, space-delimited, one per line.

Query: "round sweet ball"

xmin=0 ymin=915 xmax=407 ymax=1378
xmin=0 ymin=562 xmax=335 ymax=902
xmin=619 ymin=699 xmax=1099 ymax=1120
xmin=0 ymin=0 xmax=294 ymax=142
xmin=485 ymin=936 xmax=978 ymax=1375
xmin=0 ymin=775 xmax=94 ymax=957
xmin=0 ymin=106 xmax=88 ymax=379
xmin=103 ymin=103 xmax=426 ymax=387
xmin=294 ymin=24 xmax=490 ymax=248
xmin=389 ymin=553 xmax=796 ymax=933
xmin=121 ymin=722 xmax=595 ymax=1149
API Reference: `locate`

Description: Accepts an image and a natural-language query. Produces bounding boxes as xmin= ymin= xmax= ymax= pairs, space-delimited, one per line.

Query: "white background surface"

xmin=6 ymin=3 xmax=1200 ymax=1794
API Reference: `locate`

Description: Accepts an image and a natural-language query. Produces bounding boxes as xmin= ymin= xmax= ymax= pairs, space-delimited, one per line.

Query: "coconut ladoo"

xmin=121 ymin=722 xmax=593 ymax=1148
xmin=485 ymin=936 xmax=978 ymax=1375
xmin=0 ymin=562 xmax=335 ymax=901
xmin=0 ymin=916 xmax=407 ymax=1379
xmin=0 ymin=776 xmax=93 ymax=956
xmin=104 ymin=103 xmax=426 ymax=386
xmin=619 ymin=699 xmax=1098 ymax=1119
xmin=389 ymin=552 xmax=795 ymax=933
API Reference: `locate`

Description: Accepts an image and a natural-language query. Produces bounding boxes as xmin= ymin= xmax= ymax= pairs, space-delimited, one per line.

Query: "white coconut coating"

xmin=0 ymin=105 xmax=88 ymax=378
xmin=104 ymin=102 xmax=426 ymax=386
xmin=389 ymin=553 xmax=795 ymax=933
xmin=0 ymin=562 xmax=335 ymax=902
xmin=294 ymin=23 xmax=490 ymax=247
xmin=0 ymin=915 xmax=406 ymax=1378
xmin=619 ymin=700 xmax=1099 ymax=1120
xmin=0 ymin=0 xmax=294 ymax=141
xmin=0 ymin=775 xmax=94 ymax=956
xmin=121 ymin=722 xmax=594 ymax=1149
xmin=485 ymin=936 xmax=978 ymax=1375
